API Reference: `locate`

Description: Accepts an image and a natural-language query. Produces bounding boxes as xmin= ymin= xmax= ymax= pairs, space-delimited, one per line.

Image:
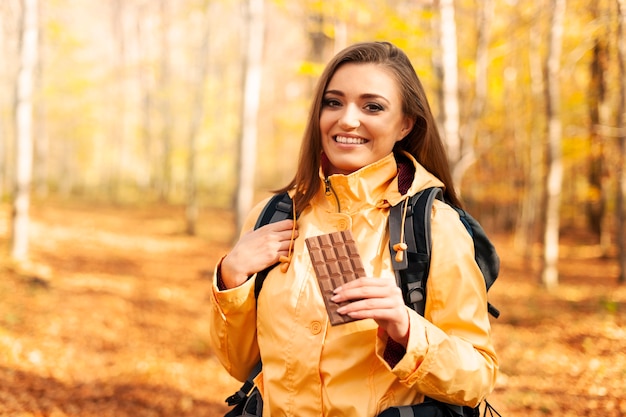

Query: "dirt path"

xmin=1 ymin=202 xmax=239 ymax=416
xmin=0 ymin=202 xmax=624 ymax=416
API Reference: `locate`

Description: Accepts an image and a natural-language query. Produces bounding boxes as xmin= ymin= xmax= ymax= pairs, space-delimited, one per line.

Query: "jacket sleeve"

xmin=376 ymin=200 xmax=498 ymax=407
xmin=207 ymin=198 xmax=270 ymax=382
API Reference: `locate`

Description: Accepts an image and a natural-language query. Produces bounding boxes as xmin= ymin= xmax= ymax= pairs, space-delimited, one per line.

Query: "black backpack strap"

xmin=389 ymin=187 xmax=443 ymax=316
xmin=253 ymin=192 xmax=294 ymax=298
xmin=254 ymin=192 xmax=294 ymax=230
xmin=386 ymin=187 xmax=496 ymax=417
xmin=376 ymin=397 xmax=467 ymax=417
xmin=225 ymin=193 xmax=293 ymax=412
xmin=225 ymin=361 xmax=262 ymax=407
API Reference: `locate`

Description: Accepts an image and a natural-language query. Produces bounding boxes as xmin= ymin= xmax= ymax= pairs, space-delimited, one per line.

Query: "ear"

xmin=397 ymin=117 xmax=415 ymax=141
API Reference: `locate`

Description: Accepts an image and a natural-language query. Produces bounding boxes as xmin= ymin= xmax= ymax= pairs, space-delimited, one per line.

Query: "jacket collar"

xmin=318 ymin=151 xmax=444 ymax=211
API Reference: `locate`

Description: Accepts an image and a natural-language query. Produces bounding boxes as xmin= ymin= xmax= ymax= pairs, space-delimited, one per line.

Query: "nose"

xmin=337 ymin=104 xmax=360 ymax=130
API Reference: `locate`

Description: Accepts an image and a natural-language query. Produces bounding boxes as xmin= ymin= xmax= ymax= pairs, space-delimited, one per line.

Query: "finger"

xmin=332 ymin=278 xmax=366 ymax=294
xmin=333 ymin=278 xmax=399 ymax=301
xmin=260 ymin=224 xmax=298 ymax=243
xmin=339 ymin=298 xmax=407 ymax=323
xmin=334 ymin=276 xmax=394 ymax=291
xmin=261 ymin=219 xmax=297 ymax=233
xmin=337 ymin=305 xmax=402 ymax=324
xmin=336 ymin=295 xmax=399 ymax=313
xmin=277 ymin=239 xmax=296 ymax=252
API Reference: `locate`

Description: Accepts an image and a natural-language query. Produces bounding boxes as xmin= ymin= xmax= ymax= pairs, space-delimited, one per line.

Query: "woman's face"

xmin=319 ymin=63 xmax=414 ymax=175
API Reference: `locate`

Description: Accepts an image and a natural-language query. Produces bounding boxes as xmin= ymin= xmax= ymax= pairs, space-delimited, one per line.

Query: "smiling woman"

xmin=208 ymin=41 xmax=497 ymax=417
xmin=320 ymin=63 xmax=414 ymax=176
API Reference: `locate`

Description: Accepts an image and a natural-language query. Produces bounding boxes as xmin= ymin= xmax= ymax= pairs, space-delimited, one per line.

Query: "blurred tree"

xmin=33 ymin=23 xmax=48 ymax=199
xmin=185 ymin=0 xmax=212 ymax=235
xmin=157 ymin=0 xmax=173 ymax=202
xmin=0 ymin=134 xmax=4 ymax=199
xmin=109 ymin=0 xmax=127 ymax=201
xmin=454 ymin=0 xmax=493 ymax=190
xmin=434 ymin=0 xmax=461 ymax=167
xmin=11 ymin=0 xmax=38 ymax=261
xmin=307 ymin=13 xmax=328 ymax=62
xmin=0 ymin=6 xmax=3 ymax=200
xmin=136 ymin=1 xmax=157 ymax=193
xmin=235 ymin=0 xmax=265 ymax=232
xmin=515 ymin=2 xmax=547 ymax=262
xmin=617 ymin=0 xmax=625 ymax=283
xmin=0 ymin=115 xmax=5 ymax=200
xmin=542 ymin=0 xmax=566 ymax=290
xmin=586 ymin=2 xmax=609 ymax=245
xmin=0 ymin=0 xmax=19 ymax=200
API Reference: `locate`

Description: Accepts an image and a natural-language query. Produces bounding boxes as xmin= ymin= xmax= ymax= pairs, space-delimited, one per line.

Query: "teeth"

xmin=335 ymin=136 xmax=367 ymax=144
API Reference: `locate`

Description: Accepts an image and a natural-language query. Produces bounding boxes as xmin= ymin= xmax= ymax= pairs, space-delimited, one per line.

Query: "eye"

xmin=322 ymin=97 xmax=342 ymax=108
xmin=364 ymin=103 xmax=385 ymax=112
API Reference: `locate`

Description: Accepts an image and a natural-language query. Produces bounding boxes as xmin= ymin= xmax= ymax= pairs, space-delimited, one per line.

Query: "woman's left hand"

xmin=331 ymin=277 xmax=410 ymax=347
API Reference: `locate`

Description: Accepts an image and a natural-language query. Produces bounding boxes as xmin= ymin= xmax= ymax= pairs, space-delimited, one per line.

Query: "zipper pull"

xmin=324 ymin=177 xmax=341 ymax=212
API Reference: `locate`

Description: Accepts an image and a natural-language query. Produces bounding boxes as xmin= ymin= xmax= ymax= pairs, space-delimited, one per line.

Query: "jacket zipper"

xmin=324 ymin=177 xmax=341 ymax=212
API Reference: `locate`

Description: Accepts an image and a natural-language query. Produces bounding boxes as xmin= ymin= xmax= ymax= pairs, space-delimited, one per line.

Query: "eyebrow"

xmin=324 ymin=90 xmax=391 ymax=105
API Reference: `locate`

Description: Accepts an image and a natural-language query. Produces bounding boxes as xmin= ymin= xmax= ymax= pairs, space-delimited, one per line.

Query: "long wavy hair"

xmin=277 ymin=41 xmax=461 ymax=211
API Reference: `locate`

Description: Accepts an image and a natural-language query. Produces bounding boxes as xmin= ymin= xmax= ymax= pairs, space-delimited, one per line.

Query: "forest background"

xmin=1 ymin=0 xmax=625 ymax=416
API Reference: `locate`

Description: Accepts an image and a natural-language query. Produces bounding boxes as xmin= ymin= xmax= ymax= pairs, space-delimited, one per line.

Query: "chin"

xmin=325 ymin=154 xmax=372 ymax=175
xmin=332 ymin=164 xmax=365 ymax=175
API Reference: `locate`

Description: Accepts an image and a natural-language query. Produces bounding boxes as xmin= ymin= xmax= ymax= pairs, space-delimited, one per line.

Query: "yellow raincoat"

xmin=209 ymin=152 xmax=498 ymax=417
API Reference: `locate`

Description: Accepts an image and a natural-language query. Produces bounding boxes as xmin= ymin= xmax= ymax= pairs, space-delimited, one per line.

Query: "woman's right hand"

xmin=220 ymin=219 xmax=297 ymax=289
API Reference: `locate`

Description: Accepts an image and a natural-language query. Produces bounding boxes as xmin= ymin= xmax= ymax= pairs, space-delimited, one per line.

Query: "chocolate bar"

xmin=305 ymin=230 xmax=366 ymax=325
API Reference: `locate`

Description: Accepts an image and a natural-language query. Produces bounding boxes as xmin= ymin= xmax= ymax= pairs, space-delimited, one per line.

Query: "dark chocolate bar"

xmin=305 ymin=230 xmax=365 ymax=325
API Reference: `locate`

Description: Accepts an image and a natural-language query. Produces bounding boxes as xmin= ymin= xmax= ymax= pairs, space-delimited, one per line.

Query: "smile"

xmin=334 ymin=135 xmax=368 ymax=145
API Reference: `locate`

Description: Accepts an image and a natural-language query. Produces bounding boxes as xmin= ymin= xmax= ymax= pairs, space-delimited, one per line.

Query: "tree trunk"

xmin=11 ymin=0 xmax=38 ymax=261
xmin=307 ymin=13 xmax=331 ymax=90
xmin=435 ymin=0 xmax=461 ymax=167
xmin=587 ymin=1 xmax=608 ymax=244
xmin=158 ymin=0 xmax=173 ymax=201
xmin=0 ymin=6 xmax=3 ymax=198
xmin=33 ymin=4 xmax=48 ymax=198
xmin=542 ymin=0 xmax=566 ymax=290
xmin=616 ymin=0 xmax=626 ymax=283
xmin=0 ymin=131 xmax=4 ymax=199
xmin=0 ymin=1 xmax=12 ymax=200
xmin=0 ymin=116 xmax=6 ymax=199
xmin=235 ymin=0 xmax=265 ymax=233
xmin=515 ymin=12 xmax=545 ymax=260
xmin=428 ymin=0 xmax=444 ymax=133
xmin=109 ymin=0 xmax=127 ymax=202
xmin=454 ymin=0 xmax=492 ymax=188
xmin=136 ymin=3 xmax=155 ymax=193
xmin=333 ymin=20 xmax=347 ymax=54
xmin=185 ymin=2 xmax=212 ymax=235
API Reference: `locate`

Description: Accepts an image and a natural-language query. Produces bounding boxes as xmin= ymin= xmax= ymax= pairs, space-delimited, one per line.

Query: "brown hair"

xmin=277 ymin=41 xmax=461 ymax=211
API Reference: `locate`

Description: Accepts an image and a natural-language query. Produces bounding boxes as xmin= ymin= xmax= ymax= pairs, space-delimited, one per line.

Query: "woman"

xmin=209 ymin=41 xmax=498 ymax=417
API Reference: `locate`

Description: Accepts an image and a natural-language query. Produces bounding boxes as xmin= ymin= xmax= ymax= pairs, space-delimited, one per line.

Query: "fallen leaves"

xmin=1 ymin=202 xmax=625 ymax=417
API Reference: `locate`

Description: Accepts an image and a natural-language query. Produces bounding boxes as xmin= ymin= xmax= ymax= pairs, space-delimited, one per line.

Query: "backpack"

xmin=224 ymin=187 xmax=501 ymax=417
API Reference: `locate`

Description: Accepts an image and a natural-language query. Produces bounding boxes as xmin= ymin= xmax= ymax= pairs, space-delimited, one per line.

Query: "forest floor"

xmin=0 ymin=201 xmax=625 ymax=417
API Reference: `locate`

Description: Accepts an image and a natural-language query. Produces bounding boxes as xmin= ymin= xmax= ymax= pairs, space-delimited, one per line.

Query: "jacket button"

xmin=310 ymin=321 xmax=322 ymax=334
xmin=337 ymin=219 xmax=348 ymax=230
